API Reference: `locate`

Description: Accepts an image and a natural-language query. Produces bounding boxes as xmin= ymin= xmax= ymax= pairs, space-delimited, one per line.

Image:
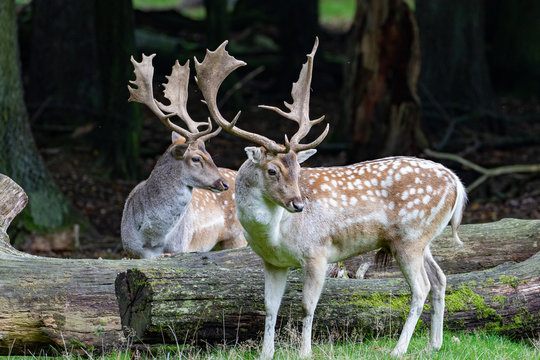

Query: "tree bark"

xmin=1 ymin=174 xmax=539 ymax=353
xmin=344 ymin=0 xmax=423 ymax=163
xmin=0 ymin=0 xmax=68 ymax=230
xmin=116 ymin=251 xmax=540 ymax=344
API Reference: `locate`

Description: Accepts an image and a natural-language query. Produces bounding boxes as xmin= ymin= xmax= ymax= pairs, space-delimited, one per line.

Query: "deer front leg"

xmin=261 ymin=262 xmax=288 ymax=359
xmin=300 ymin=256 xmax=328 ymax=358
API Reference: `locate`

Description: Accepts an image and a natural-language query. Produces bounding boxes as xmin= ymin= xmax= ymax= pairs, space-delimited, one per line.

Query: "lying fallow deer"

xmin=195 ymin=39 xmax=467 ymax=357
xmin=121 ymin=54 xmax=246 ymax=259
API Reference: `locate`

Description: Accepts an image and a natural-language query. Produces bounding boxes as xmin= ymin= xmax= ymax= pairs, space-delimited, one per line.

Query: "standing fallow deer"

xmin=195 ymin=39 xmax=467 ymax=358
xmin=121 ymin=54 xmax=246 ymax=259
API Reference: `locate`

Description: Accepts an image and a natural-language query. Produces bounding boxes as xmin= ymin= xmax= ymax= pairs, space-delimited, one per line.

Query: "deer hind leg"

xmin=391 ymin=246 xmax=431 ymax=357
xmin=424 ymin=248 xmax=446 ymax=352
xmin=261 ymin=262 xmax=289 ymax=360
xmin=300 ymin=256 xmax=328 ymax=358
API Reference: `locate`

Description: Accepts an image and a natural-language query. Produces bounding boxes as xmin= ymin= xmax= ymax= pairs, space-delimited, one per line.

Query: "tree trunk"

xmin=28 ymin=0 xmax=142 ymax=179
xmin=116 ymin=251 xmax=540 ymax=344
xmin=0 ymin=0 xmax=68 ymax=231
xmin=1 ymin=174 xmax=539 ymax=353
xmin=94 ymin=0 xmax=142 ymax=179
xmin=344 ymin=0 xmax=423 ymax=163
xmin=485 ymin=0 xmax=540 ymax=96
xmin=416 ymin=0 xmax=495 ymax=113
xmin=280 ymin=0 xmax=319 ymax=80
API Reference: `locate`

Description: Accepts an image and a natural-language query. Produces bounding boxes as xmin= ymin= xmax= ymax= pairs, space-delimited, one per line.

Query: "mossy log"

xmin=115 ymin=251 xmax=540 ymax=345
xmin=0 ymin=173 xmax=539 ymax=354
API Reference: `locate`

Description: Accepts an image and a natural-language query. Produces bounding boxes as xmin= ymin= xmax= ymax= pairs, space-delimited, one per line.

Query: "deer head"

xmin=128 ymin=54 xmax=228 ymax=192
xmin=195 ymin=38 xmax=328 ymax=210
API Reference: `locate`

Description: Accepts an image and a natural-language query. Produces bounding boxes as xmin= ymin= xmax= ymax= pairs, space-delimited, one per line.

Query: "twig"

xmin=424 ymin=149 xmax=540 ymax=192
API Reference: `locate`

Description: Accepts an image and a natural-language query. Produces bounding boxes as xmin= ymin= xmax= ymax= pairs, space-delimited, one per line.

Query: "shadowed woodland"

xmin=1 ymin=0 xmax=540 ymax=258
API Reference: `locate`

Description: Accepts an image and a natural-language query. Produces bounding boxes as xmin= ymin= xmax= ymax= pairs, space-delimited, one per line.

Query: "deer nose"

xmin=290 ymin=198 xmax=304 ymax=212
xmin=213 ymin=179 xmax=229 ymax=192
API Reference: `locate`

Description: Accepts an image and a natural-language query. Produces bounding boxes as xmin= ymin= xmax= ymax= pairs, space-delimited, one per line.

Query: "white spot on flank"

xmin=418 ymin=188 xmax=424 ymax=194
xmin=361 ymin=195 xmax=368 ymax=201
xmin=407 ymin=201 xmax=414 ymax=209
xmin=410 ymin=188 xmax=416 ymax=195
xmin=329 ymin=199 xmax=338 ymax=207
xmin=389 ymin=201 xmax=395 ymax=210
xmin=331 ymin=179 xmax=337 ymax=187
xmin=321 ymin=184 xmax=331 ymax=191
xmin=364 ymin=180 xmax=372 ymax=187
xmin=381 ymin=189 xmax=388 ymax=197
xmin=312 ymin=189 xmax=318 ymax=194
xmin=371 ymin=178 xmax=378 ymax=186
xmin=395 ymin=173 xmax=402 ymax=181
xmin=398 ymin=208 xmax=407 ymax=216
xmin=401 ymin=191 xmax=409 ymax=200
xmin=422 ymin=195 xmax=431 ymax=204
xmin=427 ymin=185 xmax=433 ymax=193
xmin=350 ymin=197 xmax=358 ymax=205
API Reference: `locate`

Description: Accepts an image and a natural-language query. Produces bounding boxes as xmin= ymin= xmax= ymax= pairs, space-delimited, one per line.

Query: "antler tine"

xmin=195 ymin=41 xmax=287 ymax=154
xmin=259 ymin=37 xmax=329 ymax=152
xmin=156 ymin=59 xmax=210 ymax=136
xmin=128 ymin=54 xmax=194 ymax=140
xmin=129 ymin=54 xmax=218 ymax=142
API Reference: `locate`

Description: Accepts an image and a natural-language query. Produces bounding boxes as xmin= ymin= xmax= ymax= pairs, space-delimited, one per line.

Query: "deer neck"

xmin=235 ymin=161 xmax=286 ymax=243
xmin=143 ymin=157 xmax=193 ymax=227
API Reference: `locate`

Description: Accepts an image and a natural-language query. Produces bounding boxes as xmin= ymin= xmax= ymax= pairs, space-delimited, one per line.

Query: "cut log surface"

xmin=0 ymin=173 xmax=539 ymax=353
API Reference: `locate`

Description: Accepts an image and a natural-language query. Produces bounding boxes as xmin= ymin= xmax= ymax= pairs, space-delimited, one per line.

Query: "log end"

xmin=115 ymin=269 xmax=153 ymax=340
xmin=0 ymin=174 xmax=28 ymax=235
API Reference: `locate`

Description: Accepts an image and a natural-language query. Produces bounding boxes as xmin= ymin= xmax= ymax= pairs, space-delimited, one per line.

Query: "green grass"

xmin=3 ymin=331 xmax=538 ymax=359
xmin=319 ymin=0 xmax=356 ymax=26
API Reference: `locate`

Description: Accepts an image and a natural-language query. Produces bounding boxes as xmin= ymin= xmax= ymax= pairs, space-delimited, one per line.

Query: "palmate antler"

xmin=195 ymin=38 xmax=328 ymax=154
xmin=128 ymin=54 xmax=220 ymax=142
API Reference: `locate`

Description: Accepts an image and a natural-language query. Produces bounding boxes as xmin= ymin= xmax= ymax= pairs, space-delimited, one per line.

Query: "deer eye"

xmin=191 ymin=156 xmax=201 ymax=163
xmin=267 ymin=168 xmax=277 ymax=176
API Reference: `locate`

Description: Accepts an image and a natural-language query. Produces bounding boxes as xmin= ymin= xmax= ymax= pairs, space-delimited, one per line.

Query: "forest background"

xmin=1 ymin=0 xmax=539 ymax=259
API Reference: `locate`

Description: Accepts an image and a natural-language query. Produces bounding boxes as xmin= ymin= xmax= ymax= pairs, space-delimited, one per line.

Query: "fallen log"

xmin=115 ymin=251 xmax=540 ymax=345
xmin=0 ymin=173 xmax=539 ymax=354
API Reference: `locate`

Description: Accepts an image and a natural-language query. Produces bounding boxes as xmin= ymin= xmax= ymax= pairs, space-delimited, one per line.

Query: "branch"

xmin=424 ymin=149 xmax=540 ymax=192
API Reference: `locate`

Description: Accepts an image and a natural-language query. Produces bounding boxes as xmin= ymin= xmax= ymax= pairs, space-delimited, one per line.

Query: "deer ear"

xmin=170 ymin=143 xmax=189 ymax=159
xmin=296 ymin=149 xmax=317 ymax=164
xmin=245 ymin=147 xmax=264 ymax=164
xmin=171 ymin=131 xmax=186 ymax=144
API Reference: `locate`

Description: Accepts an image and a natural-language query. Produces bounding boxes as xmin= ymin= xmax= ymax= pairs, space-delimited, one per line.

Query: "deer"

xmin=194 ymin=39 xmax=467 ymax=358
xmin=121 ymin=53 xmax=246 ymax=259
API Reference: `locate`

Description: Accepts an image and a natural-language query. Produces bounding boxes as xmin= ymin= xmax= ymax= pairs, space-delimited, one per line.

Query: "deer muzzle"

xmin=287 ymin=197 xmax=304 ymax=213
xmin=211 ymin=178 xmax=229 ymax=193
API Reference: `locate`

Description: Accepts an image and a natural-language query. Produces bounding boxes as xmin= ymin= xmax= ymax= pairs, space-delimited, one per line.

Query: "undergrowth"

xmin=4 ymin=331 xmax=538 ymax=360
